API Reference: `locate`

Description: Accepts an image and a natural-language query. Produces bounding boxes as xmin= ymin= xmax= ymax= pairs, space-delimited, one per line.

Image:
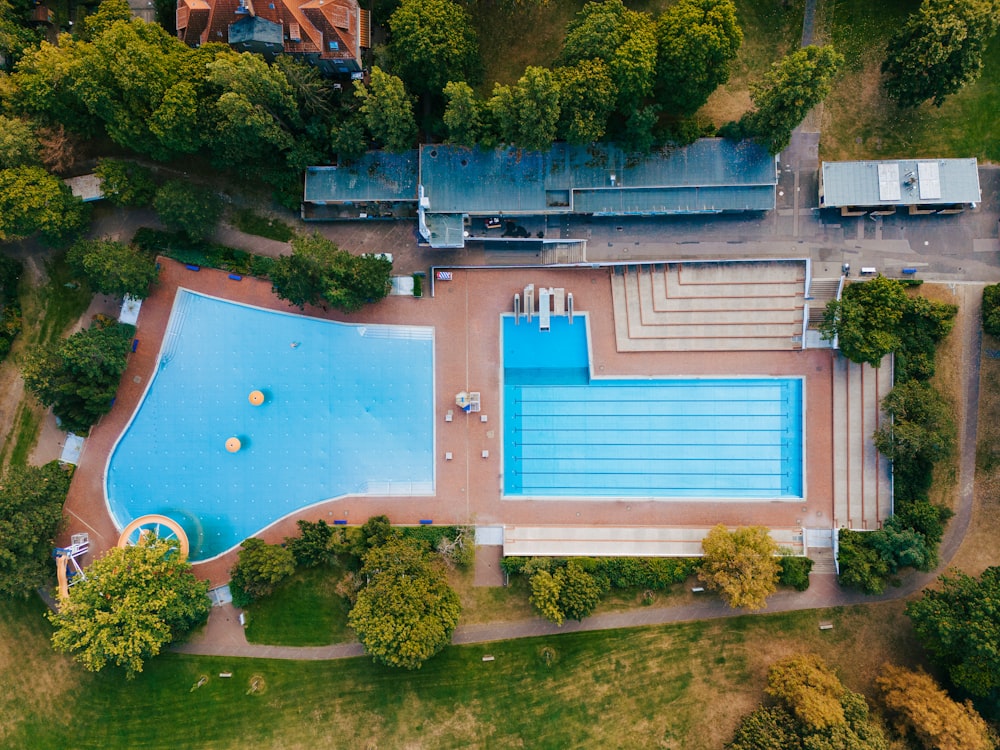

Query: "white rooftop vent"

xmin=877 ymin=163 xmax=901 ymax=201
xmin=917 ymin=162 xmax=941 ymax=201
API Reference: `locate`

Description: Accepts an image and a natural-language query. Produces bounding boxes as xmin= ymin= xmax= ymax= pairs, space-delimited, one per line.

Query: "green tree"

xmin=48 ymin=536 xmax=210 ymax=678
xmin=153 ymin=180 xmax=222 ymax=240
xmin=895 ymin=294 xmax=957 ymax=381
xmin=354 ymin=67 xmax=417 ymax=153
xmin=0 ymin=165 xmax=89 ymax=243
xmin=820 ymin=275 xmax=909 ymax=367
xmin=287 ymin=519 xmax=336 ymax=568
xmin=556 ymin=60 xmax=615 ymax=145
xmin=984 ymin=283 xmax=1000 ymax=337
xmin=81 ymin=0 xmax=132 ymax=40
xmin=0 ymin=0 xmax=36 ymax=65
xmin=66 ymin=239 xmax=158 ymax=299
xmin=21 ymin=321 xmax=135 ymax=434
xmin=906 ymin=567 xmax=1000 ymax=696
xmin=0 ymin=462 xmax=71 ymax=598
xmin=270 ymin=233 xmax=391 ymax=313
xmin=873 ymin=380 xmax=955 ymax=474
xmin=882 ymin=0 xmax=1000 ymax=108
xmin=8 ymin=37 xmax=98 ymax=133
xmin=486 ymin=67 xmax=561 ymax=151
xmin=739 ymin=45 xmax=842 ymax=154
xmin=442 ymin=80 xmax=483 ymax=146
xmin=559 ymin=0 xmax=657 ymax=111
xmin=229 ymin=537 xmax=295 ymax=607
xmin=554 ymin=560 xmax=603 ymax=622
xmin=655 ymin=0 xmax=742 ymax=116
xmin=93 ymin=158 xmax=156 ymax=207
xmin=0 ymin=115 xmax=40 ymax=169
xmin=876 ymin=664 xmax=994 ymax=750
xmin=837 ymin=529 xmax=890 ymax=595
xmin=698 ymin=524 xmax=780 ymax=610
xmin=348 ymin=537 xmax=461 ymax=669
xmin=388 ymin=0 xmax=480 ymax=97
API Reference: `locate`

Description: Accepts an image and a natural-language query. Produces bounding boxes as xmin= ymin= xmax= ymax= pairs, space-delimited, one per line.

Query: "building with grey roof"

xmin=302 ymin=139 xmax=778 ymax=248
xmin=820 ymin=158 xmax=981 ymax=215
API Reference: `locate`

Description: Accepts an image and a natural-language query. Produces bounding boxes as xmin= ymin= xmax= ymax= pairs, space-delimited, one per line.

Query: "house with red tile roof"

xmin=176 ymin=0 xmax=369 ymax=75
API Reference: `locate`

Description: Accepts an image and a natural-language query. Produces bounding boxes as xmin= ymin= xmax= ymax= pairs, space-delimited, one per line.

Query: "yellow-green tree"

xmin=876 ymin=664 xmax=994 ymax=750
xmin=699 ymin=524 xmax=779 ymax=610
xmin=766 ymin=654 xmax=845 ymax=730
xmin=48 ymin=536 xmax=210 ymax=678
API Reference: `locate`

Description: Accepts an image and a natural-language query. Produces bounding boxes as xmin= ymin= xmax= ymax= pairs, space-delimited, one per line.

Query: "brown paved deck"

xmin=60 ymin=258 xmax=836 ymax=587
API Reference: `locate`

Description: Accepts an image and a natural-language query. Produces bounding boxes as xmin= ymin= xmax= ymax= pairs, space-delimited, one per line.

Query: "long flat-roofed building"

xmin=820 ymin=158 xmax=981 ymax=216
xmin=303 ymin=139 xmax=779 ymax=247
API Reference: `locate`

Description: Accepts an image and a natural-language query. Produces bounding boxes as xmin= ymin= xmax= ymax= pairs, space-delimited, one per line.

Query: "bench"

xmin=902 ymin=268 xmax=917 ymax=275
xmin=691 ymin=587 xmax=705 ymax=593
xmin=185 ymin=264 xmax=200 ymax=272
xmin=819 ymin=622 xmax=834 ymax=631
xmin=860 ymin=267 xmax=877 ymax=276
xmin=333 ymin=519 xmax=347 ymax=525
xmin=419 ymin=519 xmax=433 ymax=525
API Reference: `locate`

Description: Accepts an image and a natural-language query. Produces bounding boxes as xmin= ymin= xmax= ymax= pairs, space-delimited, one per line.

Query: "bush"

xmin=0 ymin=255 xmax=23 ymax=362
xmin=778 ymin=556 xmax=813 ymax=591
xmin=984 ymin=284 xmax=1000 ymax=337
xmin=837 ymin=529 xmax=890 ymax=594
xmin=131 ymin=228 xmax=274 ymax=278
xmin=232 ymin=208 xmax=295 ymax=242
xmin=287 ymin=519 xmax=336 ymax=568
xmin=66 ymin=239 xmax=158 ymax=299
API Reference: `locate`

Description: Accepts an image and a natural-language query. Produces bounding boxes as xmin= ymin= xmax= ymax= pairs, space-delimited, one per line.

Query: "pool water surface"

xmin=106 ymin=290 xmax=434 ymax=561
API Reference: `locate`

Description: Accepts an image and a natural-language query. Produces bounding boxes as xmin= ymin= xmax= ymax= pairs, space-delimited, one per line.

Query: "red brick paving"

xmin=61 ymin=258 xmax=837 ymax=587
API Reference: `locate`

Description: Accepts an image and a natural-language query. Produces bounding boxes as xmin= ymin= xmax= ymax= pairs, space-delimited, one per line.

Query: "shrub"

xmin=778 ymin=556 xmax=813 ymax=591
xmin=232 ymin=208 xmax=295 ymax=242
xmin=837 ymin=529 xmax=890 ymax=594
xmin=131 ymin=228 xmax=269 ymax=277
xmin=0 ymin=255 xmax=23 ymax=362
xmin=984 ymin=284 xmax=1000 ymax=337
xmin=287 ymin=519 xmax=336 ymax=568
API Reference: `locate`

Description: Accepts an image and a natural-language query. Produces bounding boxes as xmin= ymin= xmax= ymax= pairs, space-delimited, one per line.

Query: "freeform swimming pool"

xmin=503 ymin=315 xmax=803 ymax=498
xmin=106 ymin=290 xmax=435 ymax=561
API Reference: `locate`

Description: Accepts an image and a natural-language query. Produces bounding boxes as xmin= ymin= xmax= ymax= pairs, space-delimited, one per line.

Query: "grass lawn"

xmin=821 ymin=0 xmax=1000 ymax=162
xmin=6 ymin=597 xmax=922 ymax=749
xmin=243 ymin=566 xmax=354 ymax=646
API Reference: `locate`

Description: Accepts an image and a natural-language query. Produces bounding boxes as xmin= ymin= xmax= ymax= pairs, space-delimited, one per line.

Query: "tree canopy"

xmin=873 ymin=379 xmax=955 ymax=472
xmin=0 ymin=165 xmax=89 ymax=243
xmin=556 ymin=60 xmax=615 ymax=145
xmin=354 ymin=67 xmax=417 ymax=153
xmin=739 ymin=45 xmax=842 ymax=154
xmin=388 ymin=0 xmax=480 ymax=98
xmin=729 ymin=654 xmax=887 ymax=749
xmin=982 ymin=283 xmax=1000 ymax=337
xmin=655 ymin=0 xmax=742 ymax=116
xmin=270 ymin=233 xmax=392 ymax=313
xmin=93 ymin=158 xmax=156 ymax=207
xmin=558 ymin=0 xmax=657 ymax=111
xmin=0 ymin=461 xmax=71 ymax=598
xmin=48 ymin=536 xmax=210 ymax=678
xmin=487 ymin=66 xmax=561 ymax=151
xmin=882 ymin=0 xmax=1000 ymax=108
xmin=528 ymin=560 xmax=605 ymax=625
xmin=153 ymin=180 xmax=222 ymax=240
xmin=876 ymin=664 xmax=994 ymax=750
xmin=0 ymin=115 xmax=40 ymax=169
xmin=820 ymin=275 xmax=909 ymax=367
xmin=67 ymin=238 xmax=159 ymax=299
xmin=906 ymin=567 xmax=1000 ymax=696
xmin=442 ymin=80 xmax=483 ymax=146
xmin=229 ymin=537 xmax=295 ymax=607
xmin=348 ymin=537 xmax=461 ymax=669
xmin=699 ymin=524 xmax=780 ymax=610
xmin=21 ymin=321 xmax=135 ymax=434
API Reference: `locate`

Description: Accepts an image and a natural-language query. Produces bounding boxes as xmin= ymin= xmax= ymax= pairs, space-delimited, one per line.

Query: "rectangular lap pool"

xmin=503 ymin=316 xmax=803 ymax=499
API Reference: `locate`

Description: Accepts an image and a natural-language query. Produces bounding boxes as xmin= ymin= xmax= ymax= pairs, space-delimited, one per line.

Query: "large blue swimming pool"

xmin=503 ymin=316 xmax=803 ymax=498
xmin=106 ymin=290 xmax=434 ymax=561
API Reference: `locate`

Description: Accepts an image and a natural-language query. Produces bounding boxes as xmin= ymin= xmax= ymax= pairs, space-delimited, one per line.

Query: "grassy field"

xmin=4 ymin=595 xmax=922 ymax=749
xmin=821 ymin=0 xmax=1000 ymax=162
xmin=243 ymin=567 xmax=354 ymax=646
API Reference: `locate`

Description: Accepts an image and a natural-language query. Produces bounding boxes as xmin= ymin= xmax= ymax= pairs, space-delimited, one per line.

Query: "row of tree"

xmin=820 ymin=275 xmax=957 ymax=594
xmin=728 ymin=652 xmax=995 ymax=749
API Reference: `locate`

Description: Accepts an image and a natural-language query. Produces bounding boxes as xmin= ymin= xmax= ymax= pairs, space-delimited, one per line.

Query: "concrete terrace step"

xmin=807 ymin=547 xmax=837 ymax=575
xmin=611 ymin=262 xmax=807 ymax=352
xmin=831 ymin=355 xmax=893 ymax=530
